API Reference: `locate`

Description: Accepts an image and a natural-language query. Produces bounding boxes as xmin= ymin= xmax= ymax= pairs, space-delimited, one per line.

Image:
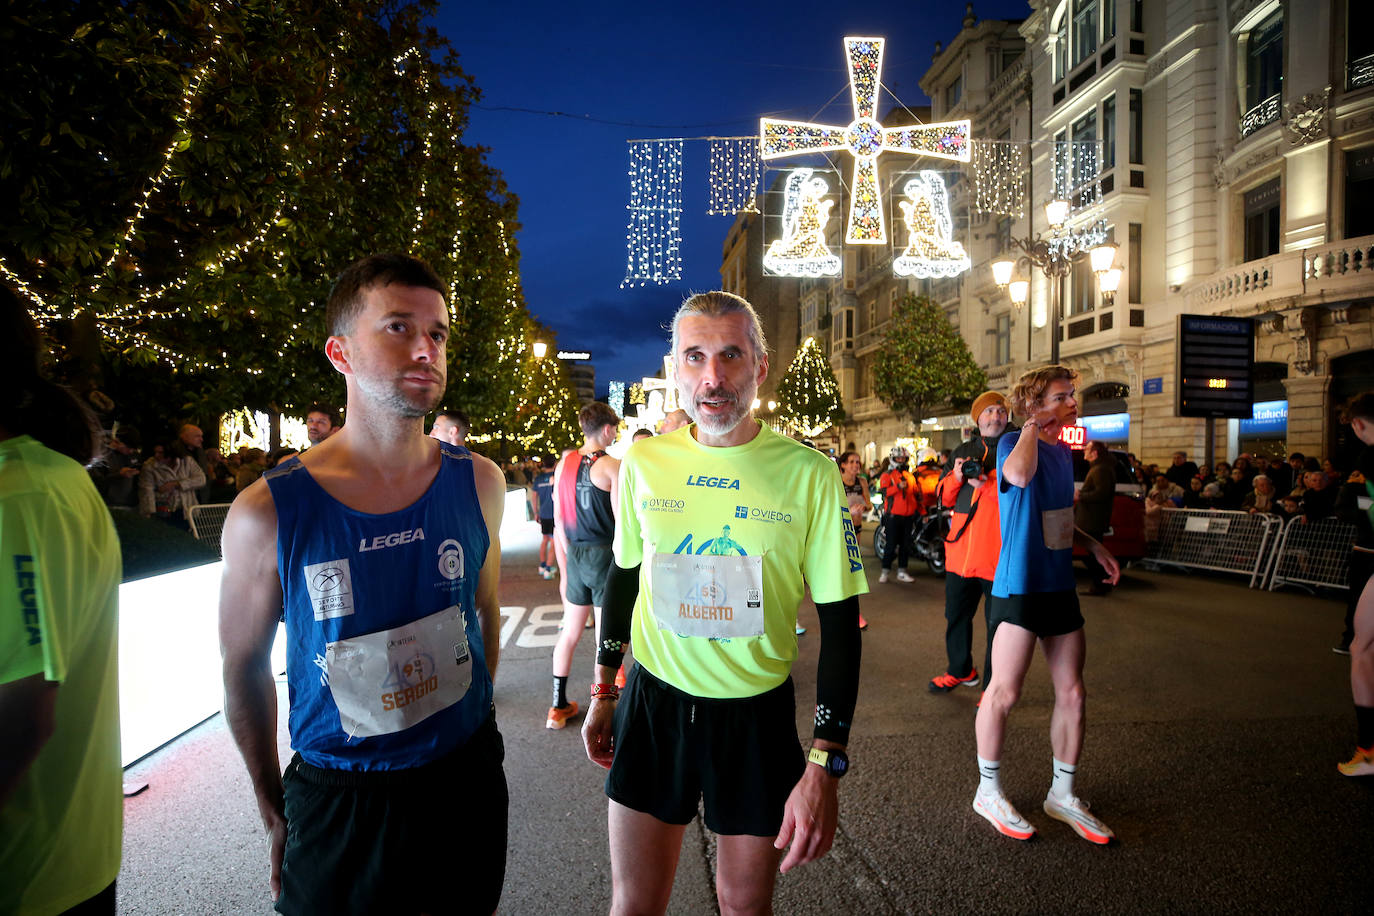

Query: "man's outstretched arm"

xmin=218 ymin=480 xmax=288 ymax=899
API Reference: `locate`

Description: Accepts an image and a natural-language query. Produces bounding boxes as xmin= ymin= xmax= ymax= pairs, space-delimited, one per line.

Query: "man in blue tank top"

xmin=219 ymin=254 xmax=509 ymax=915
xmin=972 ymin=365 xmax=1120 ymax=847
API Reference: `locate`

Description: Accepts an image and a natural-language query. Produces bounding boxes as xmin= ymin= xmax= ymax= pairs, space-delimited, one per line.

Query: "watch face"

xmin=828 ymin=752 xmax=849 ymax=777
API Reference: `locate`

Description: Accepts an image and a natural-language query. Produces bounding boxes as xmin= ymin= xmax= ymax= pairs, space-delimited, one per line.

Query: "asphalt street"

xmin=118 ymin=522 xmax=1372 ymax=914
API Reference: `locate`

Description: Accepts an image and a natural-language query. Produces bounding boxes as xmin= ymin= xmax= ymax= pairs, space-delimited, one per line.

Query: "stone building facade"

xmin=723 ymin=1 xmax=1374 ymax=471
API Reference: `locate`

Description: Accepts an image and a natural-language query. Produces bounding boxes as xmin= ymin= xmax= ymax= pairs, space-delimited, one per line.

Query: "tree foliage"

xmin=872 ymin=294 xmax=987 ymax=424
xmin=1 ymin=0 xmax=530 ymax=434
xmin=776 ymin=336 xmax=845 ymax=436
xmin=513 ymin=347 xmax=582 ymax=458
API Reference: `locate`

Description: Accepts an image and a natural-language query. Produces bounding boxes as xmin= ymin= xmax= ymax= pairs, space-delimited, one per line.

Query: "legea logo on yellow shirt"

xmin=686 ymin=475 xmax=741 ymax=490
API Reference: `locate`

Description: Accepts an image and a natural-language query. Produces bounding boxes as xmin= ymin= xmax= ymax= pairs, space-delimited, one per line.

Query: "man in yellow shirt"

xmin=1 ymin=290 xmax=123 ymax=915
xmin=581 ymin=291 xmax=867 ymax=914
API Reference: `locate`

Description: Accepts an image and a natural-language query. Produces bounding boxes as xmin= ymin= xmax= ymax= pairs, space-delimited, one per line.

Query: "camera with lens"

xmin=961 ymin=457 xmax=983 ymax=479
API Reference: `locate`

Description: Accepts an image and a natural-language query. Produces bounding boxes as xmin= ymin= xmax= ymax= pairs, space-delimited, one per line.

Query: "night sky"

xmin=438 ymin=0 xmax=1031 ymax=395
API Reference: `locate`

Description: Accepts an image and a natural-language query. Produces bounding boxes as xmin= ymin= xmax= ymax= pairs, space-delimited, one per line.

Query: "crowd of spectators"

xmin=1125 ymin=448 xmax=1365 ymax=541
xmin=84 ymin=404 xmax=337 ymax=532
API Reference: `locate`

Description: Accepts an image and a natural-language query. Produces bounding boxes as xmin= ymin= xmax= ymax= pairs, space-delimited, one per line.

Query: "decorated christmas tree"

xmin=776 ymin=336 xmax=845 ymax=436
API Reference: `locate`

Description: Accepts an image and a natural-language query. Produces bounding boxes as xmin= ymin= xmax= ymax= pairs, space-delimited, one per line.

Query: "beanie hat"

xmin=970 ymin=391 xmax=1009 ymax=424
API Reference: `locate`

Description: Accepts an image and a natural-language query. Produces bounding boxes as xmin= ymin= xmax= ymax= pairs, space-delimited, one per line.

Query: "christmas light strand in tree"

xmin=776 ymin=337 xmax=845 ymax=437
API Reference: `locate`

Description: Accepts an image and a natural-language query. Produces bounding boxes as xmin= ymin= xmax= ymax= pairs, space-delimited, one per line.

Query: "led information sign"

xmin=1058 ymin=425 xmax=1087 ymax=448
xmin=1175 ymin=315 xmax=1255 ymax=418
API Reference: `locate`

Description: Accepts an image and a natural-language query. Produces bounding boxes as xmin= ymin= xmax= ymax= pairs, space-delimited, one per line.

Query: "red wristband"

xmin=590 ymin=683 xmax=620 ymax=700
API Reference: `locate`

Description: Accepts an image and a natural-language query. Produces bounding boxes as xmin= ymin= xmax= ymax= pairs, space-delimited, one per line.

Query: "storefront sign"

xmin=1078 ymin=412 xmax=1131 ymax=441
xmin=1238 ymin=399 xmax=1288 ymax=436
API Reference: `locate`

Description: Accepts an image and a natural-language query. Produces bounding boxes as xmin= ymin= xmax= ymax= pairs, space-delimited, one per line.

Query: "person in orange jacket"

xmin=877 ymin=446 xmax=919 ymax=583
xmin=929 ymin=391 xmax=1010 ymax=694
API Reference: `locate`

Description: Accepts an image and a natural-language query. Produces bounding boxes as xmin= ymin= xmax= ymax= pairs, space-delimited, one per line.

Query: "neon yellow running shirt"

xmin=0 ymin=436 xmax=122 ymax=914
xmin=614 ymin=421 xmax=867 ymax=698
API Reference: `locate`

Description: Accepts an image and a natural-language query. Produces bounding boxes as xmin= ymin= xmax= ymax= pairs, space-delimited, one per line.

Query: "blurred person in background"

xmin=305 ymin=404 xmax=341 ymax=446
xmin=139 ymin=438 xmax=205 ymax=531
xmin=0 ymin=287 xmax=123 ymax=914
xmin=1334 ymin=393 xmax=1374 ymax=775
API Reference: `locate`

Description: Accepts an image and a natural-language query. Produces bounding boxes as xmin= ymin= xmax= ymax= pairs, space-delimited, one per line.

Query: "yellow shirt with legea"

xmin=614 ymin=421 xmax=868 ymax=698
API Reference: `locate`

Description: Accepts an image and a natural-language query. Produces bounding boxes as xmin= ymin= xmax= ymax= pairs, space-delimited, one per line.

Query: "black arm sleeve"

xmin=813 ymin=595 xmax=862 ymax=744
xmin=596 ymin=562 xmax=640 ymax=668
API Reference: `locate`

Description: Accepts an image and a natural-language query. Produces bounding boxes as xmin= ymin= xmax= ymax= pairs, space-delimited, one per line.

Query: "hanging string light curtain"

xmin=707 ymin=137 xmax=762 ymax=215
xmin=971 ymin=139 xmax=1027 ymax=218
xmin=621 ymin=139 xmax=684 ymax=287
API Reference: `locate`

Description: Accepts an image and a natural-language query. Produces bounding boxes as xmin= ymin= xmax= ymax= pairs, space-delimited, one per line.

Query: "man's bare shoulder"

xmin=468 ymin=451 xmax=507 ymax=495
xmin=223 ymin=476 xmax=278 ymax=549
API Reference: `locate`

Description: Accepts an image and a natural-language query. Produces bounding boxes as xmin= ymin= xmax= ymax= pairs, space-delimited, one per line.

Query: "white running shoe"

xmin=878 ymin=569 xmax=889 ymax=583
xmin=1043 ymin=792 xmax=1114 ymax=844
xmin=972 ymin=791 xmax=1036 ymax=840
xmin=896 ymin=570 xmax=915 ymax=582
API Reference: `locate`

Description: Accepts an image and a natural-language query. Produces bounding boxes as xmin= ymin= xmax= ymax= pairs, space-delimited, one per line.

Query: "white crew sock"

xmin=1050 ymin=757 xmax=1077 ymax=799
xmin=977 ymin=755 xmax=1002 ymax=796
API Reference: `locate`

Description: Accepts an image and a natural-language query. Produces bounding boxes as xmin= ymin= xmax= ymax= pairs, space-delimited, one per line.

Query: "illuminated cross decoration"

xmin=760 ymin=36 xmax=972 ymax=245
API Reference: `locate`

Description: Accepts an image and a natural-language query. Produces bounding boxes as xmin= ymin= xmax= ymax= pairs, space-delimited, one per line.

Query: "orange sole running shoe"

xmin=546 ymin=701 xmax=580 ymax=729
xmin=929 ymin=668 xmax=980 ymax=693
xmin=1043 ymin=793 xmax=1114 ymax=844
xmin=973 ymin=791 xmax=1036 ymax=840
xmin=1338 ymin=746 xmax=1374 ymax=776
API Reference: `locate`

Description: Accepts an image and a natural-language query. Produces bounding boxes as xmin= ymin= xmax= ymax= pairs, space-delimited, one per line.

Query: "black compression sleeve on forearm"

xmin=596 ymin=562 xmax=640 ymax=667
xmin=813 ymin=596 xmax=862 ymax=744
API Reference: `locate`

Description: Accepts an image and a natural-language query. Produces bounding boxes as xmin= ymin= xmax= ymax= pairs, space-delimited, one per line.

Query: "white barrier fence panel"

xmin=1266 ymin=515 xmax=1359 ymax=593
xmin=1145 ymin=508 xmax=1281 ymax=588
xmin=187 ymin=503 xmax=233 ymax=553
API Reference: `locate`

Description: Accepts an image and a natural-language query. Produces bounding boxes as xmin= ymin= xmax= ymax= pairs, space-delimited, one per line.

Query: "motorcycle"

xmin=872 ymin=507 xmax=948 ymax=577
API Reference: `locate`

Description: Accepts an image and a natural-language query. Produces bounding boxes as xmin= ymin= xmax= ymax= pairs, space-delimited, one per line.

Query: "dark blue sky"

xmin=438 ymin=0 xmax=1030 ymax=394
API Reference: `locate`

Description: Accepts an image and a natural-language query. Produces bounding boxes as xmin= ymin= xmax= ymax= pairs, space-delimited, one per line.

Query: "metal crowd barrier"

xmin=1144 ymin=507 xmax=1281 ymax=588
xmin=1265 ymin=515 xmax=1359 ymax=593
xmin=187 ymin=503 xmax=234 ymax=553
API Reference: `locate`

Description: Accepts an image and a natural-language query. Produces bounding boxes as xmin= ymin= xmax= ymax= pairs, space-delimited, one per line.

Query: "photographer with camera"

xmin=929 ymin=391 xmax=1010 ymax=695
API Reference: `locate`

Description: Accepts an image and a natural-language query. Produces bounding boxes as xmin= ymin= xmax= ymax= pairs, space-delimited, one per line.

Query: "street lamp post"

xmin=991 ymin=200 xmax=1121 ymax=365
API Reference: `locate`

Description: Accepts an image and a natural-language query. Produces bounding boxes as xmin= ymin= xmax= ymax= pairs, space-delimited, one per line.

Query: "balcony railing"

xmin=1186 ymin=235 xmax=1374 ymax=310
xmin=1349 ymin=52 xmax=1374 ymax=91
xmin=1240 ymin=93 xmax=1280 ymax=138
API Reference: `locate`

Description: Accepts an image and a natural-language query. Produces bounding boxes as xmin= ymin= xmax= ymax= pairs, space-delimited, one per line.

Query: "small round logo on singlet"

xmin=437 ymin=539 xmax=464 ymax=580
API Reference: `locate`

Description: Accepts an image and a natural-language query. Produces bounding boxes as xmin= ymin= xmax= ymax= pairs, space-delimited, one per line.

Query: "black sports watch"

xmin=807 ymin=746 xmax=850 ymax=779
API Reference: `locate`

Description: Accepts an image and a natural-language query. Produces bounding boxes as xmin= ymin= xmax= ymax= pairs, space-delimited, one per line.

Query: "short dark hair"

xmin=307 ymin=404 xmax=341 ymax=427
xmin=1339 ymin=392 xmax=1374 ymax=425
xmin=578 ymin=402 xmax=620 ymax=437
xmin=0 ymin=284 xmax=101 ymax=464
xmin=436 ymin=408 xmax=469 ymax=433
xmin=325 ymin=253 xmax=444 ymax=337
xmin=631 ymin=428 xmax=653 ymax=440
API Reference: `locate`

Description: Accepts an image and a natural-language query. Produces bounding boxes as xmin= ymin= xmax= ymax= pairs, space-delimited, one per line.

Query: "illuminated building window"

xmin=1243 ymin=178 xmax=1281 ymax=261
xmin=995 ymin=313 xmax=1012 ymax=365
xmin=1128 ymin=223 xmax=1142 ymax=304
xmin=1102 ymin=94 xmax=1116 ymax=170
xmin=1072 ymin=0 xmax=1099 ymax=67
xmin=1344 ymin=148 xmax=1374 ymax=239
xmin=1240 ymin=10 xmax=1283 ymax=137
xmin=1054 ymin=13 xmax=1068 ymax=82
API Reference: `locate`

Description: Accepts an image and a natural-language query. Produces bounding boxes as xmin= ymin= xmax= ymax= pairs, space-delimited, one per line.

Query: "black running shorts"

xmin=276 ymin=714 xmax=508 ymax=916
xmin=565 ymin=541 xmax=613 ymax=606
xmin=606 ymin=665 xmax=806 ymax=837
xmin=539 ymin=517 xmax=555 ymax=536
xmin=988 ymin=589 xmax=1084 ymax=639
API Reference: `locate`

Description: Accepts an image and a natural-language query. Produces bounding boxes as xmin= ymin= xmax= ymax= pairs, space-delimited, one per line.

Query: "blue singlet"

xmin=992 ymin=428 xmax=1076 ymax=597
xmin=265 ymin=443 xmax=492 ymax=770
